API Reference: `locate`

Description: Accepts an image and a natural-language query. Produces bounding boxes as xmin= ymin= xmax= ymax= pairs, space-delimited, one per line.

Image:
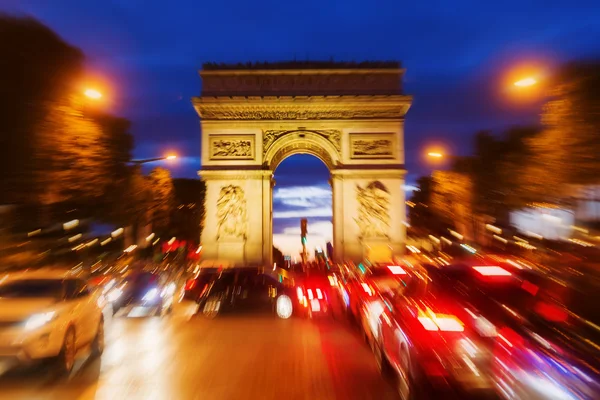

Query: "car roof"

xmin=1 ymin=268 xmax=77 ymax=283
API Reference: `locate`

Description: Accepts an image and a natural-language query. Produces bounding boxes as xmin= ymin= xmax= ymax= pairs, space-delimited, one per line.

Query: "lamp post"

xmin=130 ymin=154 xmax=177 ymax=165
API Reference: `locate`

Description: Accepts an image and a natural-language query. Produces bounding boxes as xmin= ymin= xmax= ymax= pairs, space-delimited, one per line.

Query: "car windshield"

xmin=0 ymin=279 xmax=63 ymax=299
xmin=127 ymin=272 xmax=160 ymax=288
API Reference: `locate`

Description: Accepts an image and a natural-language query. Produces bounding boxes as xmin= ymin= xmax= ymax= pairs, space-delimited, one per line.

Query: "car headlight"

xmin=107 ymin=288 xmax=122 ymax=303
xmin=276 ymin=295 xmax=293 ymax=319
xmin=143 ymin=288 xmax=160 ymax=302
xmin=25 ymin=311 xmax=56 ymax=331
xmin=161 ymin=283 xmax=176 ymax=298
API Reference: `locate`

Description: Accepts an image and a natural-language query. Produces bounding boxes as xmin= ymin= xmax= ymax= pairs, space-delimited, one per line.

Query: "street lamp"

xmin=130 ymin=154 xmax=177 ymax=165
xmin=427 ymin=152 xmax=444 ymax=158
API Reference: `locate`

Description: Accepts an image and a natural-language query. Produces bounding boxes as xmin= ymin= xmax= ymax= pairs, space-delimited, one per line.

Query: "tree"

xmin=0 ymin=14 xmax=84 ymax=205
xmin=408 ymin=176 xmax=435 ymax=232
xmin=0 ymin=15 xmax=134 ymax=225
xmin=36 ymin=94 xmax=112 ymax=205
xmin=431 ymin=170 xmax=474 ymax=239
xmin=521 ymin=62 xmax=600 ymax=204
xmin=114 ymin=166 xmax=152 ymax=228
xmin=171 ymin=178 xmax=206 ymax=243
xmin=148 ymin=167 xmax=175 ymax=232
xmin=465 ymin=128 xmax=540 ymax=221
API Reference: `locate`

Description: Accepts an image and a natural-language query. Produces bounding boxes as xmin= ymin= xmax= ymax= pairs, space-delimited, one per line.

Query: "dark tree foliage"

xmin=171 ymin=178 xmax=206 ymax=243
xmin=0 ymin=15 xmax=134 ymax=227
xmin=448 ymin=127 xmax=540 ymax=222
xmin=0 ymin=14 xmax=84 ymax=204
xmin=408 ymin=176 xmax=436 ymax=232
xmin=520 ymin=61 xmax=600 ymax=205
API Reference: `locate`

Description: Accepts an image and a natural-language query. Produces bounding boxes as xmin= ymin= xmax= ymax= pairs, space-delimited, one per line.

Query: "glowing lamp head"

xmin=84 ymin=88 xmax=102 ymax=99
xmin=514 ymin=77 xmax=538 ymax=87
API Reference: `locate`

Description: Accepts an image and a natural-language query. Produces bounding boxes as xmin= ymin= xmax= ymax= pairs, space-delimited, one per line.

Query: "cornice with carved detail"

xmin=193 ymin=95 xmax=411 ymax=121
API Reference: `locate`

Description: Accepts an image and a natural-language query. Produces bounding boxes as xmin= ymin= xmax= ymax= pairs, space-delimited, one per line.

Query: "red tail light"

xmin=418 ymin=316 xmax=439 ymax=331
xmin=435 ymin=316 xmax=465 ymax=331
xmin=307 ymin=289 xmax=314 ymax=300
xmin=521 ymin=280 xmax=539 ymax=296
xmin=361 ymin=283 xmax=373 ymax=296
xmin=387 ymin=265 xmax=407 ymax=275
xmin=297 ymin=287 xmax=304 ymax=301
xmin=473 ymin=266 xmax=511 ymax=276
xmin=185 ymin=279 xmax=197 ymax=291
xmin=418 ymin=311 xmax=464 ymax=332
xmin=316 ymin=288 xmax=323 ymax=299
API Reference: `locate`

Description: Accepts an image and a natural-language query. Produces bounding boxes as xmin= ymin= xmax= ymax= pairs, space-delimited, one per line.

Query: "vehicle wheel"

xmin=395 ymin=348 xmax=412 ymax=400
xmin=91 ymin=318 xmax=105 ymax=358
xmin=373 ymin=341 xmax=392 ymax=377
xmin=56 ymin=327 xmax=76 ymax=375
xmin=202 ymin=297 xmax=221 ymax=319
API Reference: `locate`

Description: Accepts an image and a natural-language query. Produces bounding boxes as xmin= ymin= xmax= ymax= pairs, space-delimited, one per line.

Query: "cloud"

xmin=273 ymin=208 xmax=332 ymax=219
xmin=272 ymin=185 xmax=332 ymax=218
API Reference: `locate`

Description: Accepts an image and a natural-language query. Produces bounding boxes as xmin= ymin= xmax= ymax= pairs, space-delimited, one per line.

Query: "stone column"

xmin=199 ymin=169 xmax=271 ymax=266
xmin=331 ymin=174 xmax=344 ymax=262
xmin=331 ymin=168 xmax=406 ymax=264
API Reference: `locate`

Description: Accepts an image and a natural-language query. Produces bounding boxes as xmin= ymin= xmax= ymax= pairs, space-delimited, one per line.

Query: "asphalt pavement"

xmin=0 ymin=312 xmax=397 ymax=400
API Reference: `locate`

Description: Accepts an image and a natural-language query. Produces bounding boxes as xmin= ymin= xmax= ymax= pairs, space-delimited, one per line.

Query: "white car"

xmin=0 ymin=269 xmax=105 ymax=374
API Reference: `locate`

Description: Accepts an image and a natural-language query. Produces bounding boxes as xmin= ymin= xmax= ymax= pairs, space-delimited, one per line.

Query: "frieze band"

xmin=197 ymin=106 xmax=406 ymax=121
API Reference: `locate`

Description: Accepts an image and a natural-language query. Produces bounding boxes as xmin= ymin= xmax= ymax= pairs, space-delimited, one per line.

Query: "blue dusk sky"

xmin=3 ymin=0 xmax=599 ymax=256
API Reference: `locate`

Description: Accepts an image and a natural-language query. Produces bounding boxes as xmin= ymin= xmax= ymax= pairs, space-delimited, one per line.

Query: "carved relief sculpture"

xmin=216 ymin=185 xmax=248 ymax=239
xmin=355 ymin=181 xmax=390 ymax=238
xmin=350 ymin=133 xmax=395 ymax=159
xmin=209 ymin=135 xmax=254 ymax=160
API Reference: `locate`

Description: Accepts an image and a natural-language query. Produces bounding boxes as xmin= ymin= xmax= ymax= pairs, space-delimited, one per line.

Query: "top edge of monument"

xmin=201 ymin=60 xmax=402 ymax=72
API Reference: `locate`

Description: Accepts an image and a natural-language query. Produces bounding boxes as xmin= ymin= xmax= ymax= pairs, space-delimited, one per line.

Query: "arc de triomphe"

xmin=193 ymin=62 xmax=412 ymax=266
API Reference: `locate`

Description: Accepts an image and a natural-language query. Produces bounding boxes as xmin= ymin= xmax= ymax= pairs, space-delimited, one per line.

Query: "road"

xmin=0 ymin=313 xmax=398 ymax=400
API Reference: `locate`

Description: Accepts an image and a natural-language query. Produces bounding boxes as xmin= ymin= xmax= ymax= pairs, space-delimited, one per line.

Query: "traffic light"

xmin=300 ymin=218 xmax=308 ymax=245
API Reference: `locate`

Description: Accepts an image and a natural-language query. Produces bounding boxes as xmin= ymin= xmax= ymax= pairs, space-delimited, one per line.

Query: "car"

xmin=295 ymin=270 xmax=338 ymax=318
xmin=424 ymin=258 xmax=600 ymax=399
xmin=181 ymin=267 xmax=297 ymax=319
xmin=373 ymin=268 xmax=496 ymax=399
xmin=0 ymin=269 xmax=105 ymax=374
xmin=107 ymin=271 xmax=176 ymax=317
xmin=340 ymin=263 xmax=415 ymax=344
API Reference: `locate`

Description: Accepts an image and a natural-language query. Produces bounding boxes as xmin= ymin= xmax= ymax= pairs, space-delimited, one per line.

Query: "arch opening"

xmin=264 ymin=131 xmax=340 ymax=171
xmin=271 ymin=154 xmax=332 ymax=264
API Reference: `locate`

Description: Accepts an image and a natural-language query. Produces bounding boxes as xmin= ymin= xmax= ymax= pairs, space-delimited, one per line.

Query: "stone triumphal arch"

xmin=193 ymin=62 xmax=412 ymax=266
